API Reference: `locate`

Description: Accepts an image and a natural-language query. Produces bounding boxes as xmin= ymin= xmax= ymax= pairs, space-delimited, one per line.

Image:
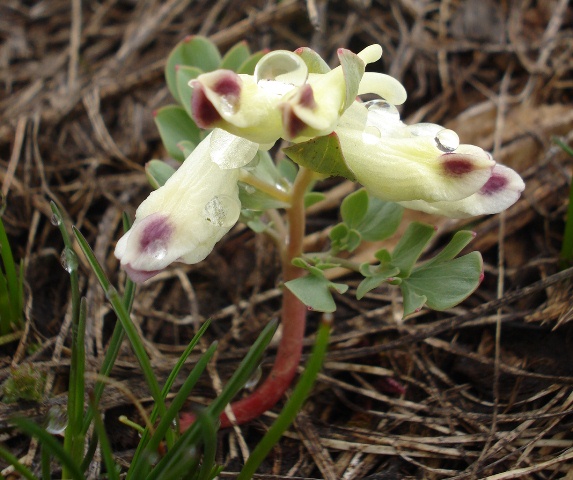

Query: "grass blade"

xmin=11 ymin=417 xmax=84 ymax=480
xmin=50 ymin=202 xmax=86 ymax=476
xmin=145 ymin=319 xmax=278 ymax=480
xmin=553 ymin=137 xmax=573 ymax=265
xmin=73 ymin=227 xmax=170 ymax=439
xmin=0 ymin=444 xmax=38 ymax=480
xmin=129 ymin=340 xmax=218 ymax=479
xmin=91 ymin=399 xmax=119 ymax=480
xmin=0 ymin=213 xmax=23 ymax=331
xmin=238 ymin=315 xmax=332 ymax=479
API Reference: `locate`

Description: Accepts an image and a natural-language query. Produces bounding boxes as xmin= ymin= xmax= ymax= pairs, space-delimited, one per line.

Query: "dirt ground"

xmin=1 ymin=0 xmax=573 ymax=478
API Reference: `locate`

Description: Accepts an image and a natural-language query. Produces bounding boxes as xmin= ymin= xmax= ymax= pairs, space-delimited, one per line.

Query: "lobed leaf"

xmin=220 ymin=41 xmax=251 ymax=71
xmin=145 ymin=160 xmax=176 ymax=189
xmin=154 ymin=105 xmax=202 ymax=162
xmin=176 ymin=65 xmax=203 ymax=118
xmin=400 ymin=251 xmax=483 ymax=315
xmin=391 ymin=222 xmax=436 ymax=278
xmin=166 ymin=36 xmax=221 ymax=103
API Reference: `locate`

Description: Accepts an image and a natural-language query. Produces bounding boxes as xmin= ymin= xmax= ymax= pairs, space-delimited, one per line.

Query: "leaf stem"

xmin=238 ymin=170 xmax=291 ymax=205
xmin=180 ymin=166 xmax=313 ymax=429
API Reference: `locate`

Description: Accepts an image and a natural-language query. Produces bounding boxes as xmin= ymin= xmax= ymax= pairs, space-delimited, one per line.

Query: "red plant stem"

xmin=179 ymin=167 xmax=314 ymax=430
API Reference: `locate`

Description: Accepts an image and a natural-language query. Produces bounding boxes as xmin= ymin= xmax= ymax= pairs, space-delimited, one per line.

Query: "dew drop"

xmin=244 ymin=364 xmax=262 ymax=390
xmin=244 ymin=184 xmax=256 ymax=195
xmin=105 ymin=285 xmax=118 ymax=301
xmin=46 ymin=405 xmax=68 ymax=435
xmin=434 ymin=129 xmax=459 ymax=152
xmin=407 ymin=122 xmax=443 ymax=138
xmin=219 ymin=96 xmax=237 ymax=115
xmin=255 ymin=50 xmax=308 ymax=94
xmin=60 ymin=248 xmax=78 ymax=273
xmin=365 ymin=99 xmax=400 ymax=121
xmin=50 ymin=213 xmax=62 ymax=226
xmin=145 ymin=239 xmax=167 ymax=260
xmin=202 ymin=195 xmax=241 ymax=228
xmin=362 ymin=125 xmax=381 ymax=144
xmin=364 ymin=100 xmax=401 ymax=136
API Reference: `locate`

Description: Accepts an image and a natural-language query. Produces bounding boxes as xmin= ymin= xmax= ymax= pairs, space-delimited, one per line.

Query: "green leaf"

xmin=238 ymin=316 xmax=332 ymax=479
xmin=154 ymin=105 xmax=201 ymax=162
xmin=304 ymin=191 xmax=326 ymax=208
xmin=422 ymin=230 xmax=476 ymax=268
xmin=220 ymin=41 xmax=251 ymax=71
xmin=400 ymin=284 xmax=427 ymax=317
xmin=338 ymin=48 xmax=365 ymax=110
xmin=400 ymin=251 xmax=483 ymax=316
xmin=178 ymin=140 xmax=197 ymax=157
xmin=237 ymin=151 xmax=291 ymax=211
xmin=277 ymin=157 xmax=298 ymax=183
xmin=176 ymin=65 xmax=203 ymax=117
xmin=239 ymin=209 xmax=268 ymax=233
xmin=341 ymin=189 xmax=368 ymax=228
xmin=166 ymin=36 xmax=221 ymax=103
xmin=346 ymin=229 xmax=362 ymax=252
xmin=237 ymin=50 xmax=268 ymax=74
xmin=391 ymin=222 xmax=436 ymax=278
xmin=295 ymin=47 xmax=330 ymax=74
xmin=284 ymin=133 xmax=356 ymax=181
xmin=147 ymin=320 xmax=278 ymax=480
xmin=0 ymin=214 xmax=23 ymax=334
xmin=251 ymin=150 xmax=290 ymax=188
xmin=285 ymin=272 xmax=348 ymax=313
xmin=238 ymin=182 xmax=289 ymax=210
xmin=354 ymin=196 xmax=403 ymax=242
xmin=356 ymin=265 xmax=399 ymax=300
xmin=11 ymin=417 xmax=84 ymax=480
xmin=145 ymin=160 xmax=176 ymax=189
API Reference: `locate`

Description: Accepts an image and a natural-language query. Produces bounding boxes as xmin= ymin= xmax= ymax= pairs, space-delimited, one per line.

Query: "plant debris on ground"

xmin=1 ymin=0 xmax=573 ymax=478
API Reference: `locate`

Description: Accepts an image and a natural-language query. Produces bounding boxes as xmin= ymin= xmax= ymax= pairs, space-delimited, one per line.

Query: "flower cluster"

xmin=115 ymin=44 xmax=524 ymax=282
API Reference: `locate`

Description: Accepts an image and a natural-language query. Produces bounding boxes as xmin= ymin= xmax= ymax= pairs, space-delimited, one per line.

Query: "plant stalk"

xmin=180 ymin=167 xmax=313 ymax=429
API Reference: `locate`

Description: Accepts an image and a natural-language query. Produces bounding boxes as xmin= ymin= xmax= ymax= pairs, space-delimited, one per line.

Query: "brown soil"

xmin=1 ymin=0 xmax=573 ymax=478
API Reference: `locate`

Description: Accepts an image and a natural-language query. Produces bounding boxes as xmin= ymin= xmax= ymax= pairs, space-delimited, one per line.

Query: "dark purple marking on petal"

xmin=213 ymin=71 xmax=241 ymax=98
xmin=139 ymin=215 xmax=173 ymax=254
xmin=442 ymin=154 xmax=475 ymax=177
xmin=191 ymin=83 xmax=221 ymax=128
xmin=281 ymin=104 xmax=307 ymax=139
xmin=297 ymin=84 xmax=316 ymax=109
xmin=479 ymin=173 xmax=508 ymax=196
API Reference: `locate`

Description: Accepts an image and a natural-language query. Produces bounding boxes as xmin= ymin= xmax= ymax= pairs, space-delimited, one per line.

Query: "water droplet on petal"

xmin=435 ymin=129 xmax=459 ymax=152
xmin=362 ymin=125 xmax=381 ymax=144
xmin=60 ymin=248 xmax=78 ymax=273
xmin=50 ymin=213 xmax=62 ymax=226
xmin=219 ymin=96 xmax=237 ymax=115
xmin=364 ymin=99 xmax=401 ymax=136
xmin=365 ymin=99 xmax=400 ymax=121
xmin=407 ymin=122 xmax=443 ymax=137
xmin=145 ymin=239 xmax=167 ymax=260
xmin=255 ymin=50 xmax=308 ymax=95
xmin=244 ymin=184 xmax=256 ymax=195
xmin=202 ymin=195 xmax=241 ymax=228
xmin=244 ymin=364 xmax=262 ymax=390
xmin=46 ymin=405 xmax=68 ymax=435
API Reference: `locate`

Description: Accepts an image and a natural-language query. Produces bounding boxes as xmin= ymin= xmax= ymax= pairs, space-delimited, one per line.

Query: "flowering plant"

xmin=115 ymin=36 xmax=524 ymax=427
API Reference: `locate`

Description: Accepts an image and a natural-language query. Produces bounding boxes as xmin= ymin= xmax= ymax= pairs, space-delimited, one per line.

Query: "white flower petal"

xmin=210 ymin=128 xmax=259 ymax=169
xmin=115 ymin=132 xmax=241 ymax=282
xmin=398 ymin=163 xmax=525 ymax=218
